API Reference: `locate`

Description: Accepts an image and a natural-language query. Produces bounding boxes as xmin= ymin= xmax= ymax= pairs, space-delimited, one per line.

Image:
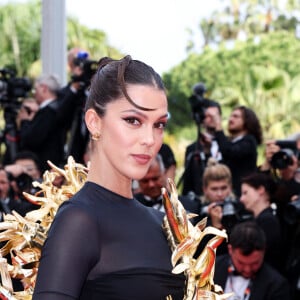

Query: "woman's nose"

xmin=141 ymin=126 xmax=155 ymax=146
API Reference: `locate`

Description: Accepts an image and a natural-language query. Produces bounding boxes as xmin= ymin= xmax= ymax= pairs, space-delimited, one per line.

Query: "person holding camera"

xmin=58 ymin=47 xmax=96 ymax=164
xmin=18 ymin=75 xmax=65 ymax=172
xmin=208 ymin=105 xmax=263 ymax=197
xmin=259 ymin=139 xmax=300 ymax=219
xmin=259 ymin=139 xmax=300 ymax=298
xmin=180 ymin=84 xmax=223 ymax=196
xmin=4 ymin=150 xmax=42 ymax=215
xmin=18 ymin=74 xmax=65 ymax=173
xmin=240 ymin=172 xmax=283 ymax=272
xmin=180 ymin=158 xmax=248 ymax=256
xmin=0 ymin=167 xmax=30 ymax=220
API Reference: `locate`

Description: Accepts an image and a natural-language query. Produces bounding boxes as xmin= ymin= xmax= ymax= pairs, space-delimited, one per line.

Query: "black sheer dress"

xmin=33 ymin=182 xmax=185 ymax=300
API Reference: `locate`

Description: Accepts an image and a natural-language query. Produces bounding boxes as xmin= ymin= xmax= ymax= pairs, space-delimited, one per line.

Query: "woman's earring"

xmin=91 ymin=132 xmax=101 ymax=141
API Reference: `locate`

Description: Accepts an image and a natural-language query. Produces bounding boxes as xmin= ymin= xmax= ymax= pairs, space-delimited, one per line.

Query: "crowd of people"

xmin=0 ymin=51 xmax=299 ymax=299
xmin=133 ymin=84 xmax=300 ymax=299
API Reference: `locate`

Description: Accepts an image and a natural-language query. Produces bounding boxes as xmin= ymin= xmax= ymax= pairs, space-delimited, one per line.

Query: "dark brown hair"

xmin=85 ymin=55 xmax=166 ymax=116
xmin=234 ymin=105 xmax=263 ymax=145
xmin=229 ymin=221 xmax=266 ymax=255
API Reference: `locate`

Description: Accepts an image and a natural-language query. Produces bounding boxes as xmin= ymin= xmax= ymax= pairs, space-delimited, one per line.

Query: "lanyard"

xmin=228 ymin=265 xmax=252 ymax=300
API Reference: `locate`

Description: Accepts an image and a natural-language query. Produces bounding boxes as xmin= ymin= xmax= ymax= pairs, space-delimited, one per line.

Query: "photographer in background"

xmin=58 ymin=47 xmax=97 ymax=164
xmin=0 ymin=69 xmax=32 ymax=165
xmin=19 ymin=74 xmax=64 ymax=172
xmin=15 ymin=97 xmax=38 ymax=129
xmin=179 ymin=82 xmax=222 ymax=196
xmin=259 ymin=139 xmax=300 ymax=298
xmin=180 ymin=158 xmax=249 ymax=255
xmin=259 ymin=139 xmax=300 ymax=224
xmin=0 ymin=167 xmax=31 ymax=220
xmin=208 ymin=105 xmax=263 ymax=197
xmin=4 ymin=150 xmax=42 ymax=214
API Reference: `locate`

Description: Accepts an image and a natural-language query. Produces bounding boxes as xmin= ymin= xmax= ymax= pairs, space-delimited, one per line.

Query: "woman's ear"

xmin=85 ymin=109 xmax=102 ymax=135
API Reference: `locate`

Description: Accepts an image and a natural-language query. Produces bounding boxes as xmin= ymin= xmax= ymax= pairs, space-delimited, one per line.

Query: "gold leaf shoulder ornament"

xmin=162 ymin=178 xmax=233 ymax=300
xmin=0 ymin=159 xmax=232 ymax=300
xmin=0 ymin=157 xmax=88 ymax=299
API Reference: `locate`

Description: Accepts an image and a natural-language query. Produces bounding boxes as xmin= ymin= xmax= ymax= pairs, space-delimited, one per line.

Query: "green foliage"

xmin=0 ymin=0 xmax=41 ymax=76
xmin=163 ymin=31 xmax=300 ymax=140
xmin=0 ymin=0 xmax=123 ymax=78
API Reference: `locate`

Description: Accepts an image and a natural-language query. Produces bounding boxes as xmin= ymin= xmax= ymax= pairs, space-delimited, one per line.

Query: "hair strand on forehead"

xmin=117 ymin=56 xmax=155 ymax=111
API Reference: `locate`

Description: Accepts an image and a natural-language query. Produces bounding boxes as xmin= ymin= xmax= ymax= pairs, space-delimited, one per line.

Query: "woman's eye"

xmin=124 ymin=117 xmax=140 ymax=125
xmin=155 ymin=122 xmax=167 ymax=129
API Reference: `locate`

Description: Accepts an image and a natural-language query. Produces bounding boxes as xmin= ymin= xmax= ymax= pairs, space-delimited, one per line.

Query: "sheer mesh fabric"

xmin=33 ymin=182 xmax=185 ymax=300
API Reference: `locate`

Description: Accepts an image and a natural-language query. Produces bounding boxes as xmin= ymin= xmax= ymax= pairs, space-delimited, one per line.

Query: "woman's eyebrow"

xmin=121 ymin=109 xmax=168 ymax=120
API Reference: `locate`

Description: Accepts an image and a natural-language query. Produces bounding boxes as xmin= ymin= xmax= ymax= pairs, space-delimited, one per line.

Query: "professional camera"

xmin=188 ymin=82 xmax=213 ymax=125
xmin=0 ymin=68 xmax=32 ymax=104
xmin=215 ymin=196 xmax=239 ymax=231
xmin=0 ymin=69 xmax=32 ymax=164
xmin=216 ymin=196 xmax=252 ymax=232
xmin=270 ymin=140 xmax=298 ymax=169
xmin=71 ymin=51 xmax=98 ymax=87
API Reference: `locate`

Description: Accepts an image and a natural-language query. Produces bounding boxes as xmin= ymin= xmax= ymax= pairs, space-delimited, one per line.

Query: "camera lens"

xmin=270 ymin=149 xmax=294 ymax=169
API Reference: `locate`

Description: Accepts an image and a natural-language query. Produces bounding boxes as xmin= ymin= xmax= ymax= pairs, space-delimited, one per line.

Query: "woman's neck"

xmin=253 ymin=202 xmax=269 ymax=218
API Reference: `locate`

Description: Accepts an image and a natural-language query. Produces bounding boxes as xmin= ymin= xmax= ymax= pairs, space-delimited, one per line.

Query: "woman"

xmin=32 ymin=56 xmax=185 ymax=299
xmin=240 ymin=172 xmax=283 ymax=272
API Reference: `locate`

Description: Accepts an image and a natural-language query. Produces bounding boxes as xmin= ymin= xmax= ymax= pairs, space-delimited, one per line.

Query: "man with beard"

xmin=207 ymin=105 xmax=263 ymax=197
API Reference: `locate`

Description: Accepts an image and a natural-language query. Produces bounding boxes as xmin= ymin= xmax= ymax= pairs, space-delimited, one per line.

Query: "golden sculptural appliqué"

xmin=0 ymin=157 xmax=88 ymax=299
xmin=0 ymin=158 xmax=232 ymax=300
xmin=162 ymin=178 xmax=233 ymax=300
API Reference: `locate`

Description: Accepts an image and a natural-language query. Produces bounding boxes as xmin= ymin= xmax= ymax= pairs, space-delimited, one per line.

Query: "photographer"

xmin=0 ymin=69 xmax=32 ymax=165
xmin=4 ymin=150 xmax=42 ymax=214
xmin=58 ymin=47 xmax=97 ymax=164
xmin=15 ymin=97 xmax=38 ymax=129
xmin=259 ymin=139 xmax=300 ymax=223
xmin=19 ymin=74 xmax=65 ymax=172
xmin=180 ymin=82 xmax=222 ymax=196
xmin=208 ymin=105 xmax=263 ymax=197
xmin=0 ymin=167 xmax=31 ymax=220
xmin=180 ymin=158 xmax=249 ymax=255
xmin=259 ymin=139 xmax=300 ymax=297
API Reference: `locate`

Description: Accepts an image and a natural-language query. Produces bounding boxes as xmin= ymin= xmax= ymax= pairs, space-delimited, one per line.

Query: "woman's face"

xmin=203 ymin=179 xmax=232 ymax=203
xmin=94 ymin=85 xmax=168 ymax=181
xmin=240 ymin=183 xmax=260 ymax=212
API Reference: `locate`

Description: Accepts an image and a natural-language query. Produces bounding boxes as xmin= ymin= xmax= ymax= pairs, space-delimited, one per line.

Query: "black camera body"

xmin=270 ymin=140 xmax=298 ymax=169
xmin=0 ymin=69 xmax=32 ymax=164
xmin=71 ymin=55 xmax=98 ymax=87
xmin=189 ymin=82 xmax=212 ymax=125
xmin=215 ymin=196 xmax=239 ymax=230
xmin=0 ymin=69 xmax=32 ymax=104
xmin=216 ymin=196 xmax=252 ymax=232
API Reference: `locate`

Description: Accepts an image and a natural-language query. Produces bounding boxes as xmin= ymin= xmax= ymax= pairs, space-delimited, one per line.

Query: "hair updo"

xmin=85 ymin=55 xmax=165 ymax=116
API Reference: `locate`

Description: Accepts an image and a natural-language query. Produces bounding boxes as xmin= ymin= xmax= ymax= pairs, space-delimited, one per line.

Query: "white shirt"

xmin=224 ymin=275 xmax=250 ymax=300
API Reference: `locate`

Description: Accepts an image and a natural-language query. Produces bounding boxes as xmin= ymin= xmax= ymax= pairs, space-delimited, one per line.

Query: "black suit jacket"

xmin=180 ymin=141 xmax=208 ymax=196
xmin=20 ymin=100 xmax=65 ymax=172
xmin=214 ymin=254 xmax=291 ymax=300
xmin=214 ymin=132 xmax=258 ymax=197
